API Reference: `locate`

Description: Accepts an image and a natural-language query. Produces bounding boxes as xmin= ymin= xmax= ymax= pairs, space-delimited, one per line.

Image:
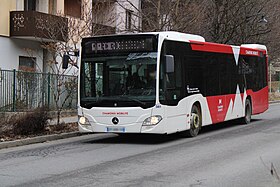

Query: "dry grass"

xmin=0 ymin=108 xmax=78 ymax=142
xmin=12 ymin=107 xmax=51 ymax=136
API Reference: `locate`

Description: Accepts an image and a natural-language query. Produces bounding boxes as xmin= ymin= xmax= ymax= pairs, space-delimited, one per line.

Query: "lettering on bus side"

xmin=102 ymin=112 xmax=129 ymax=115
xmin=187 ymin=85 xmax=200 ymax=94
xmin=245 ymin=50 xmax=259 ymax=56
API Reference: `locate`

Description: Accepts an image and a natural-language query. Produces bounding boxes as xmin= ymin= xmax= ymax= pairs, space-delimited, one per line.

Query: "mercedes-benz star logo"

xmin=112 ymin=117 xmax=119 ymax=125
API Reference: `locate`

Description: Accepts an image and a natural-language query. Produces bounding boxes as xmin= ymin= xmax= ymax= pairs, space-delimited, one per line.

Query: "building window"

xmin=19 ymin=56 xmax=36 ymax=72
xmin=24 ymin=0 xmax=36 ymax=11
xmin=64 ymin=0 xmax=82 ymax=18
xmin=126 ymin=10 xmax=132 ymax=31
xmin=49 ymin=0 xmax=57 ymax=14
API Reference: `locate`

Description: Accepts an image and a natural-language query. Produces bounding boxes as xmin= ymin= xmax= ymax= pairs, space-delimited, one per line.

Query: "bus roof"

xmin=241 ymin=44 xmax=267 ymax=52
xmin=86 ymin=31 xmax=206 ymax=43
xmin=155 ymin=31 xmax=206 ymax=42
xmin=85 ymin=31 xmax=267 ymax=52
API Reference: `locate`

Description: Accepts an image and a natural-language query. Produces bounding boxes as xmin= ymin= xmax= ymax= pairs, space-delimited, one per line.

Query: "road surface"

xmin=1 ymin=103 xmax=280 ymax=187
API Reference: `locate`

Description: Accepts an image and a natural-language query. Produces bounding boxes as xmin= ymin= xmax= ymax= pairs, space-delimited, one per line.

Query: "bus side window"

xmin=240 ymin=56 xmax=262 ymax=92
xmin=184 ymin=53 xmax=205 ymax=96
xmin=205 ymin=53 xmax=220 ymax=96
xmin=219 ymin=54 xmax=231 ymax=95
xmin=159 ymin=40 xmax=184 ymax=105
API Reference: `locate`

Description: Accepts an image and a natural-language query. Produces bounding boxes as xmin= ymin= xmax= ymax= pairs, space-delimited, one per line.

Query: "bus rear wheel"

xmin=241 ymin=99 xmax=252 ymax=124
xmin=182 ymin=105 xmax=201 ymax=137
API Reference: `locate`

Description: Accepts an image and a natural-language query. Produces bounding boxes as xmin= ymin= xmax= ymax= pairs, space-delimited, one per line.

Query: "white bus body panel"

xmin=78 ymin=106 xmax=166 ymax=134
xmin=78 ymin=94 xmax=217 ymax=135
xmin=162 ymin=94 xmax=213 ymax=134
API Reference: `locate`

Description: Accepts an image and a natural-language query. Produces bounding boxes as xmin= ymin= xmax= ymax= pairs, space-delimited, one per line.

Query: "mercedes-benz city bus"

xmin=77 ymin=31 xmax=268 ymax=137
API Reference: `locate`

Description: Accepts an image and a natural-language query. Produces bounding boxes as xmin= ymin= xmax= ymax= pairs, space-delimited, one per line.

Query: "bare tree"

xmin=204 ymin=0 xmax=280 ymax=63
xmin=139 ymin=0 xmax=206 ymax=33
xmin=205 ymin=0 xmax=271 ymax=44
xmin=260 ymin=0 xmax=280 ymax=62
xmin=28 ymin=0 xmax=116 ymax=125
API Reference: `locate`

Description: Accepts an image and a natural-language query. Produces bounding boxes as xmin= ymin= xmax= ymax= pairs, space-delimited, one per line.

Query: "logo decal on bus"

xmin=245 ymin=50 xmax=259 ymax=56
xmin=218 ymin=99 xmax=224 ymax=112
xmin=112 ymin=117 xmax=119 ymax=125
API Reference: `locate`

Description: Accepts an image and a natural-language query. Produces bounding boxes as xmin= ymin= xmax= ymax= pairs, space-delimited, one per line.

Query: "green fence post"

xmin=48 ymin=72 xmax=50 ymax=109
xmin=12 ymin=69 xmax=16 ymax=112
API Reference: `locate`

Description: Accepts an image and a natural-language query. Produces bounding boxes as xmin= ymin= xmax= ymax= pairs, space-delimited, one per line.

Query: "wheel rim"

xmin=191 ymin=113 xmax=200 ymax=129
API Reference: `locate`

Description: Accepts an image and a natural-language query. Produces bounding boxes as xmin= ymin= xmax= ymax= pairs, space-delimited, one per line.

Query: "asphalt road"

xmin=1 ymin=104 xmax=280 ymax=187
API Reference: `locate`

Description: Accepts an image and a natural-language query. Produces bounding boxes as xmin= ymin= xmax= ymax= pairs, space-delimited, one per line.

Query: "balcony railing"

xmin=10 ymin=11 xmax=68 ymax=42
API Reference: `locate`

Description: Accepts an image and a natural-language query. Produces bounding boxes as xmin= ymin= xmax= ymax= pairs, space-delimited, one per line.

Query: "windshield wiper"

xmin=120 ymin=96 xmax=146 ymax=107
xmin=82 ymin=99 xmax=102 ymax=107
xmin=81 ymin=96 xmax=147 ymax=108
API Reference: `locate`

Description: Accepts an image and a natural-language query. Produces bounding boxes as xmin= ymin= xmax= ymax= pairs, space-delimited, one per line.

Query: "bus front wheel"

xmin=182 ymin=105 xmax=202 ymax=137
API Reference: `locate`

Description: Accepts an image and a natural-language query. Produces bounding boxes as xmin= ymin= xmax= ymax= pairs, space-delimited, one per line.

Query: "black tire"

xmin=241 ymin=99 xmax=252 ymax=124
xmin=182 ymin=105 xmax=202 ymax=137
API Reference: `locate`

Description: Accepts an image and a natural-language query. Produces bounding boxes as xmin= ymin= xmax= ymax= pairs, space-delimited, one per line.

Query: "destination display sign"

xmin=83 ymin=36 xmax=157 ymax=55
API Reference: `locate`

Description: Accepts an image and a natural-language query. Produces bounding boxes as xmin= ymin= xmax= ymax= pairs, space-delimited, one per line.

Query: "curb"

xmin=269 ymin=100 xmax=280 ymax=104
xmin=0 ymin=131 xmax=81 ymax=150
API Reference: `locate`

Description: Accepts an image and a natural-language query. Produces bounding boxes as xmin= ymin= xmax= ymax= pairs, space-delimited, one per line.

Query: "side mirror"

xmin=165 ymin=55 xmax=174 ymax=73
xmin=62 ymin=54 xmax=70 ymax=69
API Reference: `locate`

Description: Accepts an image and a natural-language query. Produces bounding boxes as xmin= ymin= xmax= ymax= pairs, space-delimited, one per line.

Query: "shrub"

xmin=13 ymin=107 xmax=51 ymax=136
xmin=0 ymin=113 xmax=13 ymax=139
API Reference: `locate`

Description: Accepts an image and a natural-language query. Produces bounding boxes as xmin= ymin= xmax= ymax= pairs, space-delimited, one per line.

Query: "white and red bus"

xmin=77 ymin=31 xmax=268 ymax=137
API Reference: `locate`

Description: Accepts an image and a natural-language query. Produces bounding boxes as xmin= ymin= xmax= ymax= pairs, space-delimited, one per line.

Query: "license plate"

xmin=106 ymin=127 xmax=125 ymax=133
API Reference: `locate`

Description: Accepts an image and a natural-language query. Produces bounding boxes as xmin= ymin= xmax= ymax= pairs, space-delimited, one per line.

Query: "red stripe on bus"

xmin=190 ymin=41 xmax=267 ymax=57
xmin=190 ymin=41 xmax=233 ymax=54
xmin=206 ymin=86 xmax=268 ymax=124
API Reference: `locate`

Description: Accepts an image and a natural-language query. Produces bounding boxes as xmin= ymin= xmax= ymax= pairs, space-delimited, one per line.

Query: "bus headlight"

xmin=143 ymin=115 xmax=162 ymax=126
xmin=79 ymin=116 xmax=90 ymax=125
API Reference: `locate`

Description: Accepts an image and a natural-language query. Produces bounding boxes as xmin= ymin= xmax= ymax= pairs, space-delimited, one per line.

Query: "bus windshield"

xmin=80 ymin=52 xmax=157 ymax=109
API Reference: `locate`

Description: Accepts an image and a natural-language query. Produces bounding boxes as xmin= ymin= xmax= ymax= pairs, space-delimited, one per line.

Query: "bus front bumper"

xmin=78 ymin=120 xmax=165 ymax=134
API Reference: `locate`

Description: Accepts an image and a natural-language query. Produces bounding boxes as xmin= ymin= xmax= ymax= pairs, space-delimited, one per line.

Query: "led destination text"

xmin=83 ymin=37 xmax=156 ymax=54
xmin=92 ymin=40 xmax=146 ymax=52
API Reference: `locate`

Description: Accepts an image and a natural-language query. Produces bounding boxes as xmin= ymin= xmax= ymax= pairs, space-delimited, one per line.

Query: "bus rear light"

xmin=143 ymin=115 xmax=162 ymax=126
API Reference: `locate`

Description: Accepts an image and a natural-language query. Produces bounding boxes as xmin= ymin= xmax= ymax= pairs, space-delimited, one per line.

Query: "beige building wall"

xmin=0 ymin=0 xmax=16 ymax=36
xmin=16 ymin=0 xmax=24 ymax=11
xmin=57 ymin=0 xmax=64 ymax=14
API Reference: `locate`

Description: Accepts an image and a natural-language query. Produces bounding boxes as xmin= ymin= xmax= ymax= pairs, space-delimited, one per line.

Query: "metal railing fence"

xmin=0 ymin=69 xmax=77 ymax=112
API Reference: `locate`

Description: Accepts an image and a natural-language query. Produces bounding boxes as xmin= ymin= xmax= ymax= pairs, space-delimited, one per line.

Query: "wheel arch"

xmin=185 ymin=94 xmax=212 ymax=127
xmin=193 ymin=101 xmax=202 ymax=114
xmin=245 ymin=95 xmax=252 ymax=114
xmin=189 ymin=100 xmax=203 ymax=125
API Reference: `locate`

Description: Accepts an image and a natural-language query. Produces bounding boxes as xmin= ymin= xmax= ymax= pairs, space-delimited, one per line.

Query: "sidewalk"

xmin=49 ymin=116 xmax=78 ymax=125
xmin=269 ymin=100 xmax=280 ymax=104
xmin=0 ymin=115 xmax=79 ymax=150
